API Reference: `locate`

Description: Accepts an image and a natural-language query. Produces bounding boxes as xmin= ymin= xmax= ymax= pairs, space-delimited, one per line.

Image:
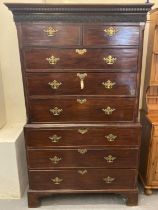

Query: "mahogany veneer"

xmin=26 ymin=72 xmax=137 ymax=96
xmin=25 ymin=125 xmax=141 ymax=148
xmin=24 ymin=48 xmax=138 ymax=71
xmin=6 ymin=3 xmax=152 ymax=207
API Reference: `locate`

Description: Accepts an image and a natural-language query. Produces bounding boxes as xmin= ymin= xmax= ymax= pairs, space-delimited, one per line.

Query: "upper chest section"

xmin=6 ymin=3 xmax=153 ymax=48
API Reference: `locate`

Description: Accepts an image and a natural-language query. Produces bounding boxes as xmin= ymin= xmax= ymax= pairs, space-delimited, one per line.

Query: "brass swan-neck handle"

xmin=77 ymin=73 xmax=87 ymax=90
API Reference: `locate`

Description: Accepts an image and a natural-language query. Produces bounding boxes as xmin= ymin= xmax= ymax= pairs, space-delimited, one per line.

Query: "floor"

xmin=0 ymin=186 xmax=158 ymax=210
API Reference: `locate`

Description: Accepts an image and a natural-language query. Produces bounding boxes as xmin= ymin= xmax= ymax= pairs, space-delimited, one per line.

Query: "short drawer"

xmin=27 ymin=148 xmax=139 ymax=169
xmin=21 ymin=23 xmax=81 ymax=46
xmin=24 ymin=48 xmax=138 ymax=72
xmin=29 ymin=169 xmax=137 ymax=190
xmin=26 ymin=72 xmax=137 ymax=96
xmin=25 ymin=126 xmax=141 ymax=148
xmin=83 ymin=25 xmax=140 ymax=46
xmin=29 ymin=97 xmax=137 ymax=123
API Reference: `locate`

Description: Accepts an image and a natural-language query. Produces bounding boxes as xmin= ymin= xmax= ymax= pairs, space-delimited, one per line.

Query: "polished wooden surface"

xmin=20 ymin=23 xmax=140 ymax=46
xmin=21 ymin=23 xmax=81 ymax=46
xmin=83 ymin=25 xmax=139 ymax=46
xmin=29 ymin=169 xmax=137 ymax=190
xmin=26 ymin=72 xmax=137 ymax=96
xmin=24 ymin=48 xmax=138 ymax=71
xmin=29 ymin=97 xmax=137 ymax=123
xmin=27 ymin=148 xmax=139 ymax=169
xmin=25 ymin=126 xmax=140 ymax=148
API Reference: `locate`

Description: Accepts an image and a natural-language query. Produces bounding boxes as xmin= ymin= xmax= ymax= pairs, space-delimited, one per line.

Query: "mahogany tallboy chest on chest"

xmin=6 ymin=3 xmax=152 ymax=207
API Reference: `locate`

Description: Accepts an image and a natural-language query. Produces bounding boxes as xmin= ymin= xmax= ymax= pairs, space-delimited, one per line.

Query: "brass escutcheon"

xmin=77 ymin=99 xmax=87 ymax=104
xmin=78 ymin=128 xmax=88 ymax=134
xmin=75 ymin=49 xmax=87 ymax=55
xmin=78 ymin=149 xmax=87 ymax=154
xmin=78 ymin=169 xmax=88 ymax=175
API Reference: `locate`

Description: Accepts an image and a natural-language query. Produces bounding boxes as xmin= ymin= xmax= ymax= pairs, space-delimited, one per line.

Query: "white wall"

xmin=0 ymin=64 xmax=6 ymax=128
xmin=0 ymin=0 xmax=43 ymax=199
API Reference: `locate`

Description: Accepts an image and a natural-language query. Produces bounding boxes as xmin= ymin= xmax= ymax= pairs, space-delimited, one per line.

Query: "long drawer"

xmin=25 ymin=126 xmax=141 ymax=148
xmin=24 ymin=48 xmax=138 ymax=71
xmin=27 ymin=148 xmax=139 ymax=169
xmin=29 ymin=97 xmax=137 ymax=123
xmin=21 ymin=23 xmax=81 ymax=46
xmin=29 ymin=169 xmax=137 ymax=190
xmin=26 ymin=72 xmax=137 ymax=96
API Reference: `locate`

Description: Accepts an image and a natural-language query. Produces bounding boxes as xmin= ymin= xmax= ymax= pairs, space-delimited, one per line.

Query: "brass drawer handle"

xmin=77 ymin=73 xmax=87 ymax=90
xmin=49 ymin=135 xmax=62 ymax=143
xmin=78 ymin=128 xmax=88 ymax=134
xmin=105 ymin=134 xmax=117 ymax=142
xmin=78 ymin=169 xmax=87 ymax=175
xmin=103 ymin=176 xmax=115 ymax=184
xmin=78 ymin=149 xmax=87 ymax=154
xmin=77 ymin=98 xmax=87 ymax=104
xmin=102 ymin=107 xmax=115 ymax=115
xmin=103 ymin=55 xmax=117 ymax=65
xmin=43 ymin=26 xmax=58 ymax=36
xmin=102 ymin=80 xmax=116 ymax=89
xmin=46 ymin=55 xmax=60 ymax=65
xmin=49 ymin=156 xmax=62 ymax=164
xmin=51 ymin=177 xmax=63 ymax=184
xmin=50 ymin=107 xmax=63 ymax=116
xmin=104 ymin=26 xmax=118 ymax=37
xmin=104 ymin=155 xmax=116 ymax=163
xmin=76 ymin=49 xmax=87 ymax=55
xmin=48 ymin=80 xmax=62 ymax=89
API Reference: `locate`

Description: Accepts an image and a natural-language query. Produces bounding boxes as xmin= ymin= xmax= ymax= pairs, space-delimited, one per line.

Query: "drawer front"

xmin=25 ymin=126 xmax=141 ymax=148
xmin=26 ymin=72 xmax=137 ymax=96
xmin=83 ymin=25 xmax=139 ymax=46
xmin=29 ymin=169 xmax=137 ymax=190
xmin=24 ymin=48 xmax=138 ymax=71
xmin=21 ymin=23 xmax=81 ymax=46
xmin=29 ymin=98 xmax=136 ymax=123
xmin=27 ymin=148 xmax=139 ymax=169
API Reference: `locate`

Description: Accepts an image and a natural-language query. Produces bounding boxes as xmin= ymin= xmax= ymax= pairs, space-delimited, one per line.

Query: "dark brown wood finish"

xmin=25 ymin=126 xmax=141 ymax=148
xmin=26 ymin=72 xmax=137 ymax=96
xmin=28 ymin=169 xmax=137 ymax=190
xmin=83 ymin=25 xmax=140 ymax=46
xmin=24 ymin=48 xmax=138 ymax=71
xmin=27 ymin=148 xmax=139 ymax=169
xmin=6 ymin=3 xmax=152 ymax=207
xmin=21 ymin=23 xmax=81 ymax=46
xmin=29 ymin=97 xmax=137 ymax=123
